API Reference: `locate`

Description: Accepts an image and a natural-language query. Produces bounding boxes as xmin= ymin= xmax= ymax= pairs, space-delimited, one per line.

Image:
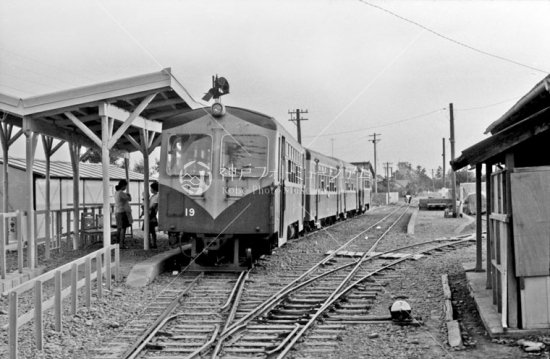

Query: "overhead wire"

xmin=303 ymin=108 xmax=445 ymax=138
xmin=357 ymin=0 xmax=549 ymax=74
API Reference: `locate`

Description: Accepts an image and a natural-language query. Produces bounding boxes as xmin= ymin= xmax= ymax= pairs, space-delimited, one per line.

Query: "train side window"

xmin=221 ymin=135 xmax=268 ymax=177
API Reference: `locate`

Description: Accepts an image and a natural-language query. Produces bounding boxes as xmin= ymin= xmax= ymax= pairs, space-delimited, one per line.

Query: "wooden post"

xmin=71 ymin=263 xmax=78 ymax=315
xmin=54 ymin=270 xmax=62 ymax=331
xmin=9 ymin=291 xmax=18 ymax=359
xmin=34 ymin=280 xmax=43 ymax=350
xmin=24 ymin=117 xmax=38 ymax=270
xmin=42 ymin=136 xmax=51 ymax=258
xmin=449 ymin=103 xmax=457 ymax=217
xmin=69 ymin=142 xmax=81 ymax=250
xmin=504 ymin=153 xmax=518 ymax=328
xmin=0 ymin=121 xmax=9 ymax=214
xmin=96 ymin=252 xmax=103 ymax=298
xmin=140 ymin=129 xmax=151 ymax=250
xmin=475 ymin=163 xmax=483 ymax=271
xmin=17 ymin=210 xmax=23 ymax=273
xmin=0 ymin=214 xmax=5 ymax=279
xmin=105 ymin=247 xmax=111 ymax=290
xmin=486 ymin=163 xmax=493 ymax=289
xmin=114 ymin=245 xmax=120 ymax=281
xmin=100 ymin=104 xmax=112 ymax=247
xmin=85 ymin=257 xmax=92 ymax=307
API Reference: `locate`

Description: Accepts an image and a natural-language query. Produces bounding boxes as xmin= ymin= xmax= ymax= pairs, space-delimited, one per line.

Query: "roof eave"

xmin=485 ymin=75 xmax=550 ymax=135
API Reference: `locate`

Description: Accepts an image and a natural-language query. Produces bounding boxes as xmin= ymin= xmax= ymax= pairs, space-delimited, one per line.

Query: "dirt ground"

xmin=333 ymin=208 xmax=534 ymax=359
xmin=1 ymin=207 xmax=546 ymax=358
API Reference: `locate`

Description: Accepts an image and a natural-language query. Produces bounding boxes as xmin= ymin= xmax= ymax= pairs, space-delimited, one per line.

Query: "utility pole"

xmin=384 ymin=162 xmax=392 ymax=204
xmin=431 ymin=168 xmax=435 ymax=192
xmin=288 ymin=109 xmax=308 ymax=144
xmin=442 ymin=137 xmax=446 ymax=188
xmin=369 ymin=133 xmax=381 ymax=193
xmin=449 ymin=103 xmax=457 ymax=217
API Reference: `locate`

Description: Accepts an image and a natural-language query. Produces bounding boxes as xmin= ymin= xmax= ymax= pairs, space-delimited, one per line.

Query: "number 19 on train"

xmin=185 ymin=208 xmax=195 ymax=216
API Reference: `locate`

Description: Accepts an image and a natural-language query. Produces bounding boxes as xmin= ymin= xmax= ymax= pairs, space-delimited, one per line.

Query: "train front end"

xmin=158 ymin=106 xmax=278 ymax=269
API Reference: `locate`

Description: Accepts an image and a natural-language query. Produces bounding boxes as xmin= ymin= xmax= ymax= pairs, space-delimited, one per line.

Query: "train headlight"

xmin=212 ymin=102 xmax=226 ymax=117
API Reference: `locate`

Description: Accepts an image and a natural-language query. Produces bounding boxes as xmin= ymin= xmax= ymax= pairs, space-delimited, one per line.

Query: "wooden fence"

xmin=6 ymin=244 xmax=120 ymax=359
xmin=0 ymin=211 xmax=23 ymax=279
xmin=0 ymin=203 xmax=142 ymax=280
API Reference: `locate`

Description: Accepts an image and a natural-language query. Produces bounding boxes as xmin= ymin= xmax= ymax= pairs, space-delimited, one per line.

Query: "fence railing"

xmin=0 ymin=211 xmax=23 ymax=279
xmin=6 ymin=244 xmax=120 ymax=359
xmin=1 ymin=203 xmax=142 ymax=281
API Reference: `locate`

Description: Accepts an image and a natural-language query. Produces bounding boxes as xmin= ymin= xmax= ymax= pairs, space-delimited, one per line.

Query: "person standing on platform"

xmin=148 ymin=181 xmax=159 ymax=249
xmin=114 ymin=179 xmax=132 ymax=249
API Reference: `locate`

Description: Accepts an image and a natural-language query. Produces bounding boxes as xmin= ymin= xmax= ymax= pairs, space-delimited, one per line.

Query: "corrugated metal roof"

xmin=0 ymin=157 xmax=144 ymax=181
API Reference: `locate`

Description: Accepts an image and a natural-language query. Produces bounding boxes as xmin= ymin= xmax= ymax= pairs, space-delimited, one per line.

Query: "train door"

xmin=343 ymin=167 xmax=347 ymax=214
xmin=315 ymin=160 xmax=319 ymax=224
xmin=279 ymin=136 xmax=286 ymax=237
xmin=301 ymin=153 xmax=305 ymax=226
xmin=357 ymin=171 xmax=363 ymax=211
xmin=336 ymin=166 xmax=340 ymax=217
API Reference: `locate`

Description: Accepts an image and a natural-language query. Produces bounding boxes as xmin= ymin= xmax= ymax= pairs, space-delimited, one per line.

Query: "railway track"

xmin=89 ymin=272 xmax=246 ymax=359
xmin=97 ymin=205 xmax=473 ymax=358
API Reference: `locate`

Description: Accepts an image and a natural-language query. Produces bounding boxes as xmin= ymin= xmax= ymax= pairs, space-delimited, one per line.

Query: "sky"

xmin=1 ymin=0 xmax=549 ymax=174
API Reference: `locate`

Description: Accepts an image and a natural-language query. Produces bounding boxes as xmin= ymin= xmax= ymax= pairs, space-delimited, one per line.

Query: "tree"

xmin=132 ymin=157 xmax=160 ymax=176
xmin=80 ymin=147 xmax=123 ymax=166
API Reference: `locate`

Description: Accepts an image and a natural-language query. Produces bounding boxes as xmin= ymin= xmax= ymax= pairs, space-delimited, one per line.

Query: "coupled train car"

xmin=158 ymin=104 xmax=372 ymax=269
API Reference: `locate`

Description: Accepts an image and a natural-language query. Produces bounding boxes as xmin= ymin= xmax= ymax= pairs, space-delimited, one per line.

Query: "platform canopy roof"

xmin=0 ymin=157 xmax=145 ymax=181
xmin=451 ymin=75 xmax=550 ymax=170
xmin=0 ymin=68 xmax=199 ymax=153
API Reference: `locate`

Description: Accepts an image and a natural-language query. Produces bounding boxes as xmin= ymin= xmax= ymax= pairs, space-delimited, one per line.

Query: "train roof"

xmin=304 ymin=148 xmax=341 ymax=166
xmin=163 ymin=106 xmax=278 ymax=131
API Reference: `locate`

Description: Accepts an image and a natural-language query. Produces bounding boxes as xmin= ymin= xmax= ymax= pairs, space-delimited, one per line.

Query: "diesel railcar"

xmin=158 ymin=104 xmax=371 ymax=269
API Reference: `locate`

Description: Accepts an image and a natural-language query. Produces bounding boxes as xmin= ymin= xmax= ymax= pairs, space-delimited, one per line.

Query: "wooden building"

xmin=0 ymin=158 xmax=145 ymax=239
xmin=451 ymin=75 xmax=550 ymax=329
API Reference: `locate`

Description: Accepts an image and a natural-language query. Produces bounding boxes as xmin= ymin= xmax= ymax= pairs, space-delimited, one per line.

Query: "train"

xmin=158 ymin=104 xmax=372 ymax=269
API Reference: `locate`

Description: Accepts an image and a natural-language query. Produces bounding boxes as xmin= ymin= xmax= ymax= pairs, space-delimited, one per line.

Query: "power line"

xmin=303 ymin=108 xmax=444 ymax=138
xmin=455 ymin=97 xmax=518 ymax=111
xmin=358 ymin=0 xmax=549 ymax=74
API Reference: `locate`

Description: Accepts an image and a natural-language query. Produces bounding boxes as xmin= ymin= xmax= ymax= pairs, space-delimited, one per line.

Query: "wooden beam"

xmin=452 ymin=107 xmax=550 ymax=170
xmin=22 ymin=116 xmax=99 ymax=150
xmin=0 ymin=123 xmax=10 ymax=213
xmin=101 ymin=103 xmax=161 ymax=133
xmin=504 ymin=153 xmax=518 ymax=329
xmin=147 ymin=108 xmax=185 ymax=120
xmin=108 ymin=92 xmax=158 ymax=149
xmin=475 ymin=163 xmax=483 ymax=272
xmin=100 ymin=104 xmax=112 ymax=247
xmin=123 ymin=133 xmax=141 ymax=152
xmin=24 ymin=117 xmax=38 ymax=271
xmin=7 ymin=129 xmax=23 ymax=147
xmin=41 ymin=136 xmax=52 ymax=259
xmin=486 ymin=163 xmax=492 ymax=289
xmin=148 ymin=133 xmax=162 ymax=155
xmin=50 ymin=140 xmax=65 ymax=155
xmin=69 ymin=142 xmax=81 ymax=250
xmin=65 ymin=112 xmax=102 ymax=148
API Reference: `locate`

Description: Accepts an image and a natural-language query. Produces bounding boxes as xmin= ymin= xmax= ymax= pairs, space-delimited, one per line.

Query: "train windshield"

xmin=221 ymin=135 xmax=268 ymax=177
xmin=167 ymin=134 xmax=212 ymax=176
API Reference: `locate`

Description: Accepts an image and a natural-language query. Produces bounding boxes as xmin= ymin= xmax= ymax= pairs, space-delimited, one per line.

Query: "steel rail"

xmin=210 ymin=270 xmax=250 ymax=358
xmin=122 ymin=272 xmax=204 ymax=359
xmin=220 ymin=205 xmax=406 ymax=336
xmin=220 ymin=270 xmax=247 ymax=311
xmin=321 ymin=205 xmax=410 ymax=307
xmin=275 ymin=238 xmax=473 ymax=358
xmin=183 ymin=325 xmax=221 ymax=359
